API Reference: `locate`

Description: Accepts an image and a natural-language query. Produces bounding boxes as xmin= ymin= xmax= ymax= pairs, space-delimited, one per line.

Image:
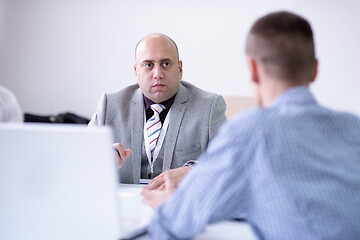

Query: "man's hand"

xmin=141 ymin=171 xmax=176 ymax=209
xmin=113 ymin=143 xmax=132 ymax=168
xmin=144 ymin=166 xmax=190 ymax=191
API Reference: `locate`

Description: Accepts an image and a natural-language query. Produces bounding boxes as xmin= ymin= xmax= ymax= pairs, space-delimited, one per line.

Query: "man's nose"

xmin=153 ymin=65 xmax=164 ymax=79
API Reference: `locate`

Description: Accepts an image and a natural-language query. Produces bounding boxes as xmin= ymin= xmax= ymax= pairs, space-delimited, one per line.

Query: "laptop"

xmin=0 ymin=123 xmax=150 ymax=240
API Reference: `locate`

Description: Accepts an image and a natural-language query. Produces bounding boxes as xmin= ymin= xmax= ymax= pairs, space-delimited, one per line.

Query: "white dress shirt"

xmin=0 ymin=86 xmax=23 ymax=123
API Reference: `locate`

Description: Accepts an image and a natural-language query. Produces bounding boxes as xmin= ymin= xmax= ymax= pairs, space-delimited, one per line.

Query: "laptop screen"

xmin=0 ymin=123 xmax=122 ymax=239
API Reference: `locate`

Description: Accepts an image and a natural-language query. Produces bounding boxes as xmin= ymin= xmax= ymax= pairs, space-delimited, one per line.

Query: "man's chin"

xmin=150 ymin=93 xmax=172 ymax=103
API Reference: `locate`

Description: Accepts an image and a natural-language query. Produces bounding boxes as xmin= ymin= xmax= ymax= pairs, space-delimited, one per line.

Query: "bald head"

xmin=133 ymin=33 xmax=183 ymax=103
xmin=135 ymin=33 xmax=179 ymax=62
xmin=246 ymin=11 xmax=315 ymax=84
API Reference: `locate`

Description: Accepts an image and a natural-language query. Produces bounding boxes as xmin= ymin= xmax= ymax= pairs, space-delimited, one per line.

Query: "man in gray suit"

xmin=89 ymin=33 xmax=226 ymax=186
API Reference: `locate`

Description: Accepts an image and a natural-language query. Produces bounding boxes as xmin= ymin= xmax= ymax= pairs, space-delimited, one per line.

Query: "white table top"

xmin=118 ymin=184 xmax=257 ymax=240
xmin=195 ymin=221 xmax=257 ymax=240
xmin=118 ymin=184 xmax=152 ymax=237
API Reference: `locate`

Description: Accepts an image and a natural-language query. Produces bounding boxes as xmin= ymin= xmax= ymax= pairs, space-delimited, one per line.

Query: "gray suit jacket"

xmin=89 ymin=80 xmax=226 ymax=183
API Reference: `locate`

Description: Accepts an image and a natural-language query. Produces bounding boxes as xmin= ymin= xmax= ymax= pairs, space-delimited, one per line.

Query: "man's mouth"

xmin=153 ymin=83 xmax=165 ymax=88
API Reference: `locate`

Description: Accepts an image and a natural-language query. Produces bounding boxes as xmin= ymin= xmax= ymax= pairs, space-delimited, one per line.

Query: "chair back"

xmin=224 ymin=96 xmax=255 ymax=118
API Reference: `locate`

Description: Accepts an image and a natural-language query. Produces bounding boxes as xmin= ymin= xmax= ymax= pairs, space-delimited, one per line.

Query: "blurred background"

xmin=1 ymin=0 xmax=359 ymax=119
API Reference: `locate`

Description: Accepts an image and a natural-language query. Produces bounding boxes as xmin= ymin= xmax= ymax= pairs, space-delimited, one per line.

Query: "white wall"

xmin=0 ymin=0 xmax=359 ymax=118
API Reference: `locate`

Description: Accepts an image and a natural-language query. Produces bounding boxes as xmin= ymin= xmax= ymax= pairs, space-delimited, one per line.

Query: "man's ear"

xmin=246 ymin=56 xmax=259 ymax=84
xmin=178 ymin=60 xmax=183 ymax=79
xmin=134 ymin=64 xmax=138 ymax=76
xmin=310 ymin=59 xmax=318 ymax=83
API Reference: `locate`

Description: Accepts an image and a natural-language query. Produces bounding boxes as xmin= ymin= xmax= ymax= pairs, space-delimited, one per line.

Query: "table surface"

xmin=118 ymin=184 xmax=257 ymax=240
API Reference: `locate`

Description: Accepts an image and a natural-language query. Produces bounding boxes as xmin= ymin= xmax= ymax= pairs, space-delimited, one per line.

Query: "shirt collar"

xmin=143 ymin=94 xmax=176 ymax=110
xmin=270 ymin=86 xmax=317 ymax=108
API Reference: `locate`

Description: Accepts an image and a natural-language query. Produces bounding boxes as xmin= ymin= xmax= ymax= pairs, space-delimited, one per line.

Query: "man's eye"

xmin=145 ymin=63 xmax=152 ymax=68
xmin=162 ymin=62 xmax=170 ymax=67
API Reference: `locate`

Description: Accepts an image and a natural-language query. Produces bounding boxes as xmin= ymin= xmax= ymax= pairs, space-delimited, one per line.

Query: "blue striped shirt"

xmin=148 ymin=87 xmax=360 ymax=240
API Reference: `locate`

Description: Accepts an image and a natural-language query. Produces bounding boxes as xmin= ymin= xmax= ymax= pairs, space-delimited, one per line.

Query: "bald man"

xmin=89 ymin=33 xmax=226 ymax=186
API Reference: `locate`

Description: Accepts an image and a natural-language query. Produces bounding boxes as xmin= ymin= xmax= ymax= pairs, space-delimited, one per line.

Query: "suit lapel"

xmin=162 ymin=84 xmax=188 ymax=171
xmin=130 ymin=88 xmax=144 ymax=183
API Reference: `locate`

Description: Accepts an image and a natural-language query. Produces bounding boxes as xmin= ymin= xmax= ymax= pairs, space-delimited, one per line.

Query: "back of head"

xmin=246 ymin=11 xmax=315 ymax=84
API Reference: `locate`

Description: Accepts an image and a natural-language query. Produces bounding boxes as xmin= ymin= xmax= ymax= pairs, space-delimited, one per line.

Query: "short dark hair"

xmin=246 ymin=11 xmax=315 ymax=83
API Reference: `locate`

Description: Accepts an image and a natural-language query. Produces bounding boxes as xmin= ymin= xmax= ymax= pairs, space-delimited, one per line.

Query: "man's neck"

xmin=261 ymin=80 xmax=309 ymax=108
xmin=143 ymin=94 xmax=176 ymax=110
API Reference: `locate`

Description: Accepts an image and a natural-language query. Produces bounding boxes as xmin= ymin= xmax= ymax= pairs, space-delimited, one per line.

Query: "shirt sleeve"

xmin=148 ymin=114 xmax=258 ymax=240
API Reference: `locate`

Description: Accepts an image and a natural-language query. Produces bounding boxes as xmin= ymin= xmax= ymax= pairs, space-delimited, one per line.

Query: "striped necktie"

xmin=146 ymin=104 xmax=165 ymax=157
